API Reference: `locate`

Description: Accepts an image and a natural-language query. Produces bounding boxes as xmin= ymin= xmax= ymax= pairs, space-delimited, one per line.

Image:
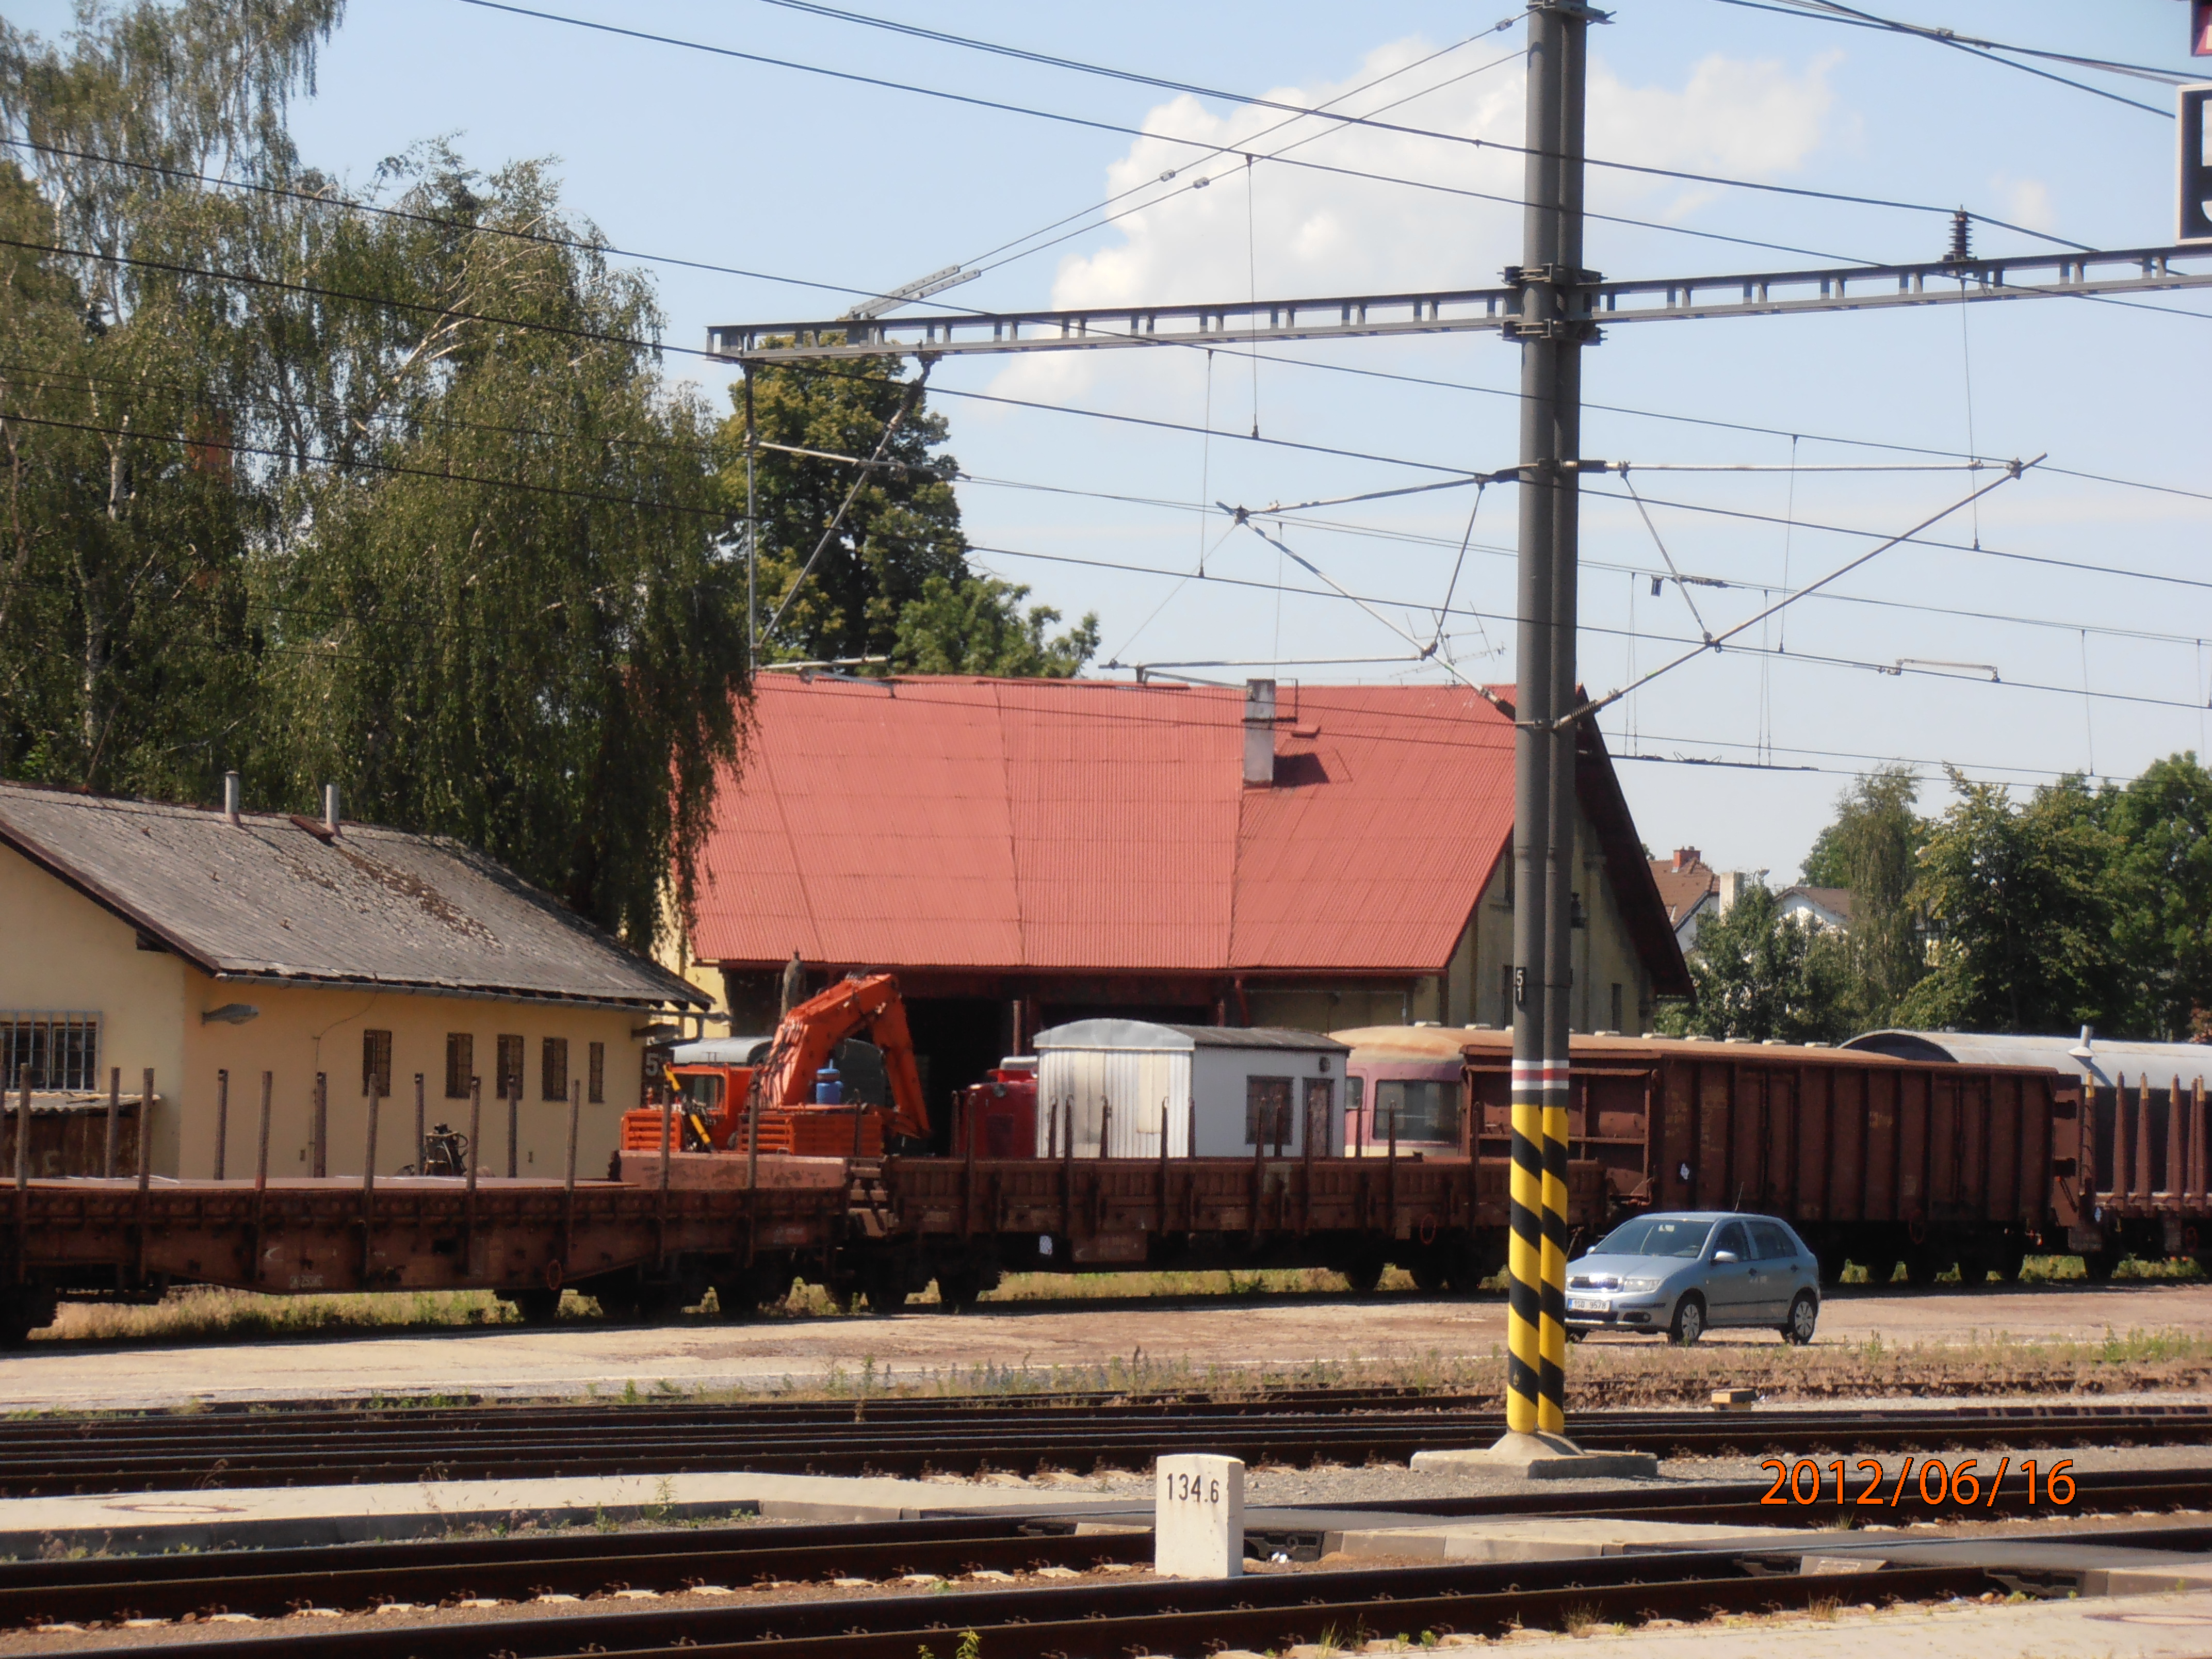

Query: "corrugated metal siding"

xmin=1037 ymin=1047 xmax=1189 ymax=1156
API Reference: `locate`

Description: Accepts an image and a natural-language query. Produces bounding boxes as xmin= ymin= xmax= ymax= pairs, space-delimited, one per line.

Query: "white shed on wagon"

xmin=1031 ymin=1021 xmax=1352 ymax=1158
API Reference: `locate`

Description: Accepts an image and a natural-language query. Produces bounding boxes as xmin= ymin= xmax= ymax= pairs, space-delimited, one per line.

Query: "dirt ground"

xmin=3 ymin=1280 xmax=2208 ymax=1411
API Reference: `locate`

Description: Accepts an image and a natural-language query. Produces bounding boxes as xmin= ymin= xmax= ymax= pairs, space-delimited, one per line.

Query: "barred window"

xmin=1 ymin=1012 xmax=101 ymax=1091
xmin=541 ymin=1037 xmax=569 ymax=1102
xmin=362 ymin=1029 xmax=393 ymax=1097
xmin=496 ymin=1034 xmax=524 ymax=1100
xmin=588 ymin=1041 xmax=606 ymax=1104
xmin=444 ymin=1033 xmax=473 ymax=1100
xmin=1244 ymin=1077 xmax=1292 ymax=1149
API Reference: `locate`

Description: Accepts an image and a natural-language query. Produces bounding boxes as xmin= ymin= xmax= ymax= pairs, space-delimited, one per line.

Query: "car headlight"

xmin=1621 ymin=1277 xmax=1661 ymax=1293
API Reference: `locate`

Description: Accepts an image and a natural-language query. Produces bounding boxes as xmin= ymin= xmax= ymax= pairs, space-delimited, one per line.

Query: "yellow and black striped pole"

xmin=1505 ymin=1058 xmax=1546 ymax=1437
xmin=1537 ymin=1060 xmax=1570 ymax=1436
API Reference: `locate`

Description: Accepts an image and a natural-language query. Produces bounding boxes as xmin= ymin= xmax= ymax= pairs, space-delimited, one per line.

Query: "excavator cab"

xmin=622 ymin=975 xmax=932 ymax=1163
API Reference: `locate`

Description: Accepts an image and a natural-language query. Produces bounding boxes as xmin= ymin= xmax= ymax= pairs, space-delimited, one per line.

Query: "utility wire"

xmin=461 ymin=0 xmax=2097 ymax=252
xmin=1707 ymin=0 xmax=2188 ymax=115
xmin=1563 ymin=462 xmax=2039 ymax=725
xmin=10 ymin=133 xmax=2208 ymax=505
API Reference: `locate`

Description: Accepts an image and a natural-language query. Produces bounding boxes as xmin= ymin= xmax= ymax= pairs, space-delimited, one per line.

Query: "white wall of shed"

xmin=1036 ymin=1047 xmax=1189 ymax=1156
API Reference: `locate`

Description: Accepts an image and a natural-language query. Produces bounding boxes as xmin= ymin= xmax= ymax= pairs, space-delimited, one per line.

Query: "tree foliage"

xmin=717 ymin=358 xmax=1097 ymax=676
xmin=1657 ymin=880 xmax=1851 ymax=1045
xmin=2 ymin=5 xmax=1099 ymax=951
xmin=1799 ymin=765 xmax=1926 ymax=1030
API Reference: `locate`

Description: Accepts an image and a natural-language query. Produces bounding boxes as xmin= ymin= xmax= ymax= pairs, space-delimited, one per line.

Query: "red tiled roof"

xmin=691 ymin=676 xmax=1668 ymax=980
xmin=1648 ymin=856 xmax=1717 ymax=928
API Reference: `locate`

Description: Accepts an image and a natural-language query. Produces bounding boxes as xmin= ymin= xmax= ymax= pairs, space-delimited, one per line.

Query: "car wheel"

xmin=1669 ymin=1294 xmax=1705 ymax=1347
xmin=1780 ymin=1291 xmax=1817 ymax=1346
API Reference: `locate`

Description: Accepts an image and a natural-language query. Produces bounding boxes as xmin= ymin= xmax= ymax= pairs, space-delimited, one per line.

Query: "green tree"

xmin=2100 ymin=753 xmax=2212 ymax=1040
xmin=1657 ymin=880 xmax=1851 ymax=1044
xmin=1799 ymin=765 xmax=1928 ymax=1030
xmin=718 ymin=358 xmax=1096 ymax=675
xmin=256 ymin=156 xmax=746 ymax=948
xmin=894 ymin=572 xmax=1099 ymax=677
xmin=1897 ymin=769 xmax=2125 ymax=1036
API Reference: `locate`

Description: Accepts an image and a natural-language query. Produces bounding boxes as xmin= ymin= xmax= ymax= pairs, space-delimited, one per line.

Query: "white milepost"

xmin=1154 ymin=1453 xmax=1245 ymax=1579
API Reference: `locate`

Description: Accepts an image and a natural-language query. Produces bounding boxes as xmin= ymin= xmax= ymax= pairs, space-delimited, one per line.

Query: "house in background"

xmin=675 ymin=674 xmax=1690 ymax=1142
xmin=0 ymin=779 xmax=705 ymax=1180
xmin=1777 ymin=885 xmax=1853 ymax=932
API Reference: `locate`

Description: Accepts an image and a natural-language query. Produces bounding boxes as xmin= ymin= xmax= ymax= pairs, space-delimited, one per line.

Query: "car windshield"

xmin=1592 ymin=1216 xmax=1714 ymax=1259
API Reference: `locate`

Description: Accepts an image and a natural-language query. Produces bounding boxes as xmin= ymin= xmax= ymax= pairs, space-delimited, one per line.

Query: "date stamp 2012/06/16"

xmin=1759 ymin=1456 xmax=2077 ymax=1508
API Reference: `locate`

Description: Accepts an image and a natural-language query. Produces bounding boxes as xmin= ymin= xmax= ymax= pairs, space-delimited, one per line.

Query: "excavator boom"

xmin=749 ymin=973 xmax=931 ymax=1143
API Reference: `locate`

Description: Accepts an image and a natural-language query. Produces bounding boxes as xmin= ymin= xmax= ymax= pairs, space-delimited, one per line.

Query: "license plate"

xmin=1567 ymin=1297 xmax=1604 ymax=1313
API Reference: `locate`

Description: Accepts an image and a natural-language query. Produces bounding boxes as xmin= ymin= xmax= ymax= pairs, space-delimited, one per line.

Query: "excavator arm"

xmin=747 ymin=973 xmax=932 ymax=1143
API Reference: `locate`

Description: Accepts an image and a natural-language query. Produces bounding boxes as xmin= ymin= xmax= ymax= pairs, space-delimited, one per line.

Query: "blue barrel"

xmin=814 ymin=1064 xmax=842 ymax=1105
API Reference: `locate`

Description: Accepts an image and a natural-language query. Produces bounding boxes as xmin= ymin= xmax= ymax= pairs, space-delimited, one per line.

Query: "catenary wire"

xmin=14 ymin=224 xmax=2208 ymax=625
xmin=458 ymin=0 xmax=2095 ymax=253
xmin=9 ymin=134 xmax=2209 ymax=506
xmin=1705 ymin=0 xmax=2185 ymax=116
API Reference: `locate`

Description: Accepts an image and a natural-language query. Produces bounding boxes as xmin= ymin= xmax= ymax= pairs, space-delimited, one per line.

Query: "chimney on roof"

xmin=322 ymin=782 xmax=341 ymax=835
xmin=1242 ymin=678 xmax=1277 ymax=788
xmin=223 ymin=771 xmax=241 ymax=826
xmin=1672 ymin=846 xmax=1700 ymax=872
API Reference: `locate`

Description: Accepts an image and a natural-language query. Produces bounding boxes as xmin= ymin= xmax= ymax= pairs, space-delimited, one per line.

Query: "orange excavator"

xmin=626 ymin=973 xmax=931 ymax=1159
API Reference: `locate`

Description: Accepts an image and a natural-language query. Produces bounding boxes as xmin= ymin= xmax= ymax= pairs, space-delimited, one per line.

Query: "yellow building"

xmin=0 ymin=779 xmax=706 ymax=1181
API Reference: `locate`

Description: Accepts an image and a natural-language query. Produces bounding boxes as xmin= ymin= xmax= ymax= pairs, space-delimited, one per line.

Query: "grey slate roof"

xmin=0 ymin=782 xmax=706 ymax=1009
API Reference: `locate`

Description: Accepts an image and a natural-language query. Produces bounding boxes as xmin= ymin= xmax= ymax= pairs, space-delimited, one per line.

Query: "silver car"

xmin=1565 ymin=1211 xmax=1820 ymax=1347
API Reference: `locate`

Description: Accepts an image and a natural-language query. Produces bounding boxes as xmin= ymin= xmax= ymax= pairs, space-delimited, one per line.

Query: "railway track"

xmin=12 ymin=1398 xmax=2211 ymax=1495
xmin=12 ymin=1538 xmax=2159 ymax=1659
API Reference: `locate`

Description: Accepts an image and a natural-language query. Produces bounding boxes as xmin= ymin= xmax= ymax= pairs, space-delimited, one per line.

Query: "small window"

xmin=1244 ymin=1077 xmax=1292 ymax=1149
xmin=1713 ymin=1222 xmax=1751 ymax=1259
xmin=496 ymin=1034 xmax=524 ymax=1100
xmin=541 ymin=1036 xmax=569 ymax=1102
xmin=1609 ymin=983 xmax=1623 ymax=1034
xmin=362 ymin=1030 xmax=393 ymax=1097
xmin=678 ymin=1072 xmax=725 ymax=1113
xmin=444 ymin=1033 xmax=473 ymax=1100
xmin=1498 ymin=963 xmax=1514 ymax=1029
xmin=588 ymin=1041 xmax=606 ymax=1104
xmin=0 ymin=1012 xmax=100 ymax=1091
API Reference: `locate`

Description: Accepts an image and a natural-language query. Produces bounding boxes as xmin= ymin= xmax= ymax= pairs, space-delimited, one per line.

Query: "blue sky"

xmin=13 ymin=0 xmax=2209 ymax=879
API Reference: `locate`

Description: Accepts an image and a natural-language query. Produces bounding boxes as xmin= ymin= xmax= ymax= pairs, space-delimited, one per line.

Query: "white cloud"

xmin=1988 ymin=173 xmax=2057 ymax=234
xmin=987 ymin=41 xmax=1845 ymax=406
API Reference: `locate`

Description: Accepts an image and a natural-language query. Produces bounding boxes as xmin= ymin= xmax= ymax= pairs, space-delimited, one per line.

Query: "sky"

xmin=12 ymin=0 xmax=2208 ymax=882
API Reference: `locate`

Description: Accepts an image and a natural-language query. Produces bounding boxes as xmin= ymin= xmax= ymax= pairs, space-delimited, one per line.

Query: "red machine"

xmin=955 ymin=1060 xmax=1038 ymax=1159
xmin=624 ymin=973 xmax=932 ymax=1159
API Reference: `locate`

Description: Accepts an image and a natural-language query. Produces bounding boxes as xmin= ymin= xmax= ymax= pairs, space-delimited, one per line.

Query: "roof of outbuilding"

xmin=1647 ymin=856 xmax=1717 ymax=928
xmin=690 ymin=676 xmax=1689 ymax=993
xmin=0 ymin=781 xmax=707 ymax=1009
xmin=1034 ymin=1019 xmax=1351 ymax=1053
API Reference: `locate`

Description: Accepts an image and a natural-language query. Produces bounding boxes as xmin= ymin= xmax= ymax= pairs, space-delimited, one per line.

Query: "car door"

xmin=1702 ymin=1220 xmax=1760 ymax=1324
xmin=1750 ymin=1222 xmax=1807 ymax=1321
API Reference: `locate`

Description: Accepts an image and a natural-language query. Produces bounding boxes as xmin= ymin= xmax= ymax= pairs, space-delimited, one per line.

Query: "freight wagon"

xmin=6 ymin=1029 xmax=2208 ymax=1343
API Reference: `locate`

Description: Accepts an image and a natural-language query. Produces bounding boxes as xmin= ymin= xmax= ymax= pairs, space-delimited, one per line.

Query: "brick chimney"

xmin=1243 ymin=678 xmax=1277 ymax=788
xmin=1671 ymin=846 xmax=1701 ymax=872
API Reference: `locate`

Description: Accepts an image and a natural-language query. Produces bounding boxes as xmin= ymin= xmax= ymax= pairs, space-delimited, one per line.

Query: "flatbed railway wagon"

xmin=0 ymin=1156 xmax=857 ymax=1344
xmin=1461 ymin=1031 xmax=2091 ymax=1285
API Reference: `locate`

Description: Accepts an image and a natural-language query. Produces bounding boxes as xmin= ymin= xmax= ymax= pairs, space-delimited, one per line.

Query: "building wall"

xmin=0 ymin=845 xmax=187 ymax=1169
xmin=180 ymin=975 xmax=649 ymax=1181
xmin=0 ymin=845 xmax=655 ymax=1180
xmin=1467 ymin=803 xmax=1653 ymax=1039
